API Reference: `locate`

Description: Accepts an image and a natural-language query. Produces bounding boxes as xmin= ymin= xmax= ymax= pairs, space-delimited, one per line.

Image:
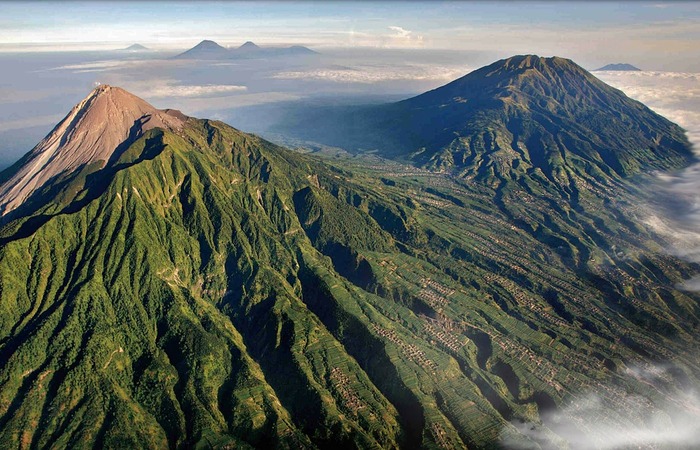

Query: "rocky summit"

xmin=0 ymin=85 xmax=185 ymax=220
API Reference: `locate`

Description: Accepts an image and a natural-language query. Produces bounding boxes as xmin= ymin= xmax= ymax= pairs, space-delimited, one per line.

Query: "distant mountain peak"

xmin=0 ymin=85 xmax=186 ymax=217
xmin=123 ymin=43 xmax=149 ymax=51
xmin=595 ymin=63 xmax=641 ymax=71
xmin=193 ymin=39 xmax=226 ymax=50
xmin=286 ymin=45 xmax=318 ymax=55
xmin=239 ymin=41 xmax=260 ymax=49
xmin=172 ymin=39 xmax=230 ymax=59
xmin=174 ymin=39 xmax=317 ymax=59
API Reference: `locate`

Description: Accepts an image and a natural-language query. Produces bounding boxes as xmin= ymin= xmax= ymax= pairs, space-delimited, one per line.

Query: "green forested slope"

xmin=0 ymin=108 xmax=698 ymax=449
xmin=0 ymin=122 xmax=403 ymax=449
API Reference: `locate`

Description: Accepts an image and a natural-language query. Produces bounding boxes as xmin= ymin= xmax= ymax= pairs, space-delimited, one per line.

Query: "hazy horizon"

xmin=2 ymin=1 xmax=699 ymax=70
xmin=1 ymin=1 xmax=699 ymax=169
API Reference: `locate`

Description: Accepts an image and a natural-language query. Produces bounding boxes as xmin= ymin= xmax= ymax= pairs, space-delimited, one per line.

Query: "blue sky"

xmin=1 ymin=1 xmax=699 ymax=67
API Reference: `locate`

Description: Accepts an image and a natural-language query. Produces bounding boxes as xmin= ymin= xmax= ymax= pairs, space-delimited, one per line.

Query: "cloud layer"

xmin=501 ymin=363 xmax=700 ymax=449
xmin=48 ymin=60 xmax=133 ymax=73
xmin=272 ymin=63 xmax=472 ymax=84
xmin=595 ymin=71 xmax=700 ymax=149
xmin=147 ymin=83 xmax=247 ymax=98
xmin=595 ymin=70 xmax=700 ymax=290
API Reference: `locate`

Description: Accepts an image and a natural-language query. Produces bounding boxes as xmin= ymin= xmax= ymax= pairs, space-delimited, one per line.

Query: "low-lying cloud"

xmin=595 ymin=70 xmax=700 ymax=148
xmin=272 ymin=63 xmax=473 ymax=84
xmin=0 ymin=114 xmax=64 ymax=133
xmin=496 ymin=70 xmax=700 ymax=450
xmin=45 ymin=59 xmax=135 ymax=73
xmin=643 ymin=168 xmax=700 ymax=291
xmin=596 ymin=70 xmax=700 ymax=288
xmin=501 ymin=362 xmax=700 ymax=449
xmin=147 ymin=83 xmax=247 ymax=98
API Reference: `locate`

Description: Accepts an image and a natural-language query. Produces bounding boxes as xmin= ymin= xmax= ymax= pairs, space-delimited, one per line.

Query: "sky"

xmin=1 ymin=1 xmax=700 ymax=70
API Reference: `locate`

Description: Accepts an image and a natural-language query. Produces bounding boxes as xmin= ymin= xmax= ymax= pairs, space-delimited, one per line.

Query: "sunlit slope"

xmin=0 ymin=85 xmax=184 ymax=220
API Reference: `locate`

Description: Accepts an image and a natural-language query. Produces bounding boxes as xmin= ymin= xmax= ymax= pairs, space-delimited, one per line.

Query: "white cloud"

xmin=501 ymin=363 xmax=700 ymax=449
xmin=48 ymin=60 xmax=131 ymax=73
xmin=333 ymin=26 xmax=427 ymax=49
xmin=147 ymin=83 xmax=247 ymax=98
xmin=0 ymin=87 xmax=81 ymax=105
xmin=680 ymin=276 xmax=700 ymax=291
xmin=643 ymin=212 xmax=700 ymax=261
xmin=387 ymin=25 xmax=424 ymax=47
xmin=644 ymin=164 xmax=700 ymax=290
xmin=598 ymin=70 xmax=700 ymax=289
xmin=272 ymin=64 xmax=472 ymax=84
xmin=93 ymin=77 xmax=248 ymax=102
xmin=595 ymin=71 xmax=700 ymax=149
xmin=388 ymin=26 xmax=411 ymax=38
xmin=125 ymin=83 xmax=300 ymax=114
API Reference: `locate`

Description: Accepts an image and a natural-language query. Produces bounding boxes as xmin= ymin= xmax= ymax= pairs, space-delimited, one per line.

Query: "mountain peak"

xmin=0 ymin=86 xmax=186 ymax=217
xmin=406 ymin=54 xmax=591 ymax=106
xmin=239 ymin=41 xmax=260 ymax=49
xmin=81 ymin=84 xmax=165 ymax=118
xmin=123 ymin=43 xmax=149 ymax=52
xmin=499 ymin=54 xmax=571 ymax=69
xmin=92 ymin=83 xmax=115 ymax=94
xmin=283 ymin=54 xmax=691 ymax=182
xmin=483 ymin=54 xmax=586 ymax=79
xmin=398 ymin=54 xmax=691 ymax=176
xmin=173 ymin=40 xmax=230 ymax=59
xmin=595 ymin=63 xmax=641 ymax=71
xmin=194 ymin=39 xmax=225 ymax=49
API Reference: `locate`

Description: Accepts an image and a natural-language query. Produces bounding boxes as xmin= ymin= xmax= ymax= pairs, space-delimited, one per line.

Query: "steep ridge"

xmin=0 ymin=85 xmax=184 ymax=218
xmin=0 ymin=101 xmax=405 ymax=448
xmin=0 ymin=84 xmax=698 ymax=449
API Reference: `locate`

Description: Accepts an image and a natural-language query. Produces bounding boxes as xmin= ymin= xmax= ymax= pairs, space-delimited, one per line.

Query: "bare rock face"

xmin=0 ymin=85 xmax=185 ymax=216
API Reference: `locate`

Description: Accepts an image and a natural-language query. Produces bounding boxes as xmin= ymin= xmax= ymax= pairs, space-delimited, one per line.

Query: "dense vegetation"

xmin=0 ymin=57 xmax=698 ymax=449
